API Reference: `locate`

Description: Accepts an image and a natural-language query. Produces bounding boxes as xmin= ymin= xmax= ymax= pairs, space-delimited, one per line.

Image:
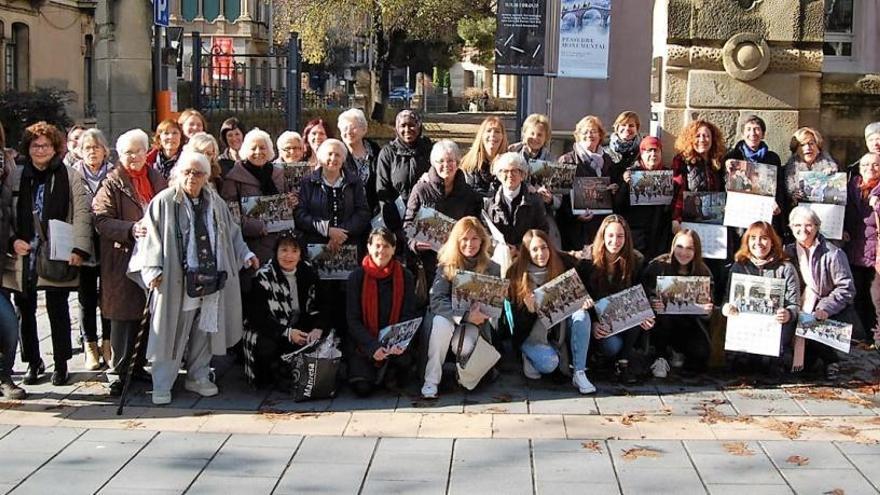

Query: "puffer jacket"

xmin=376 ymin=136 xmax=433 ymax=231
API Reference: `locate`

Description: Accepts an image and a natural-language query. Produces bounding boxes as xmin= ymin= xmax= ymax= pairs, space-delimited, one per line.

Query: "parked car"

xmin=388 ymin=87 xmax=414 ymax=102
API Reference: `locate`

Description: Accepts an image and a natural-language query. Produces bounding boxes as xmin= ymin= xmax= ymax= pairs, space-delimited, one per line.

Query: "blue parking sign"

xmin=154 ymin=0 xmax=170 ymax=27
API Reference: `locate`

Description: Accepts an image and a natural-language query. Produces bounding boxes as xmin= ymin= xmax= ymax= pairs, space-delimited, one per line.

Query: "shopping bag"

xmin=455 ymin=323 xmax=500 ymax=390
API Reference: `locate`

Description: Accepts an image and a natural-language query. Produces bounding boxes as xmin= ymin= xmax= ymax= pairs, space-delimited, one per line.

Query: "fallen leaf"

xmin=581 ymin=441 xmax=603 ymax=452
xmin=786 ymin=455 xmax=810 ymax=466
xmin=620 ymin=446 xmax=664 ymax=461
xmin=823 ymin=489 xmax=845 ymax=495
xmin=837 ymin=426 xmax=860 ymax=438
xmin=492 ymin=393 xmax=514 ymax=403
xmin=767 ymin=420 xmax=823 ymax=440
xmin=123 ymin=420 xmax=144 ymax=429
xmin=620 ymin=413 xmax=647 ymax=426
xmin=723 ymin=442 xmax=755 ymax=456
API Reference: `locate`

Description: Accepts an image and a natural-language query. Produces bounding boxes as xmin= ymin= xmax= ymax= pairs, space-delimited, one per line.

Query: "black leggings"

xmin=651 ymin=316 xmax=710 ymax=370
xmin=78 ymin=265 xmax=110 ymax=343
xmin=16 ymin=288 xmax=73 ymax=365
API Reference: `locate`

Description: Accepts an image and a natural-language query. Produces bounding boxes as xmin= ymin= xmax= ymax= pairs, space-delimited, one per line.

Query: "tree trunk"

xmin=370 ymin=0 xmax=390 ymax=122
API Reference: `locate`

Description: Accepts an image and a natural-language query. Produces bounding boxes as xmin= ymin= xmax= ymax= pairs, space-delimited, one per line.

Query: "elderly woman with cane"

xmin=93 ymin=129 xmax=167 ymax=396
xmin=129 ymin=150 xmax=258 ymax=405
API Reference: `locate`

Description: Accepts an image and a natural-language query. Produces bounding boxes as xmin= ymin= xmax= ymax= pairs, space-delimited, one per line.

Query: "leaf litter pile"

xmin=722 ymin=441 xmax=755 ymax=456
xmin=620 ymin=446 xmax=664 ymax=461
xmin=581 ymin=441 xmax=603 ymax=453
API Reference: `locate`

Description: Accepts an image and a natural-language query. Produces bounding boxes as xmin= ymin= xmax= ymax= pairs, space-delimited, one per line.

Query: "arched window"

xmin=182 ymin=0 xmax=198 ymax=22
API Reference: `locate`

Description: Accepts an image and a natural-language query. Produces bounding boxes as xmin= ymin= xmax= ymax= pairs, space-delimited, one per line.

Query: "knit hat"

xmin=639 ymin=136 xmax=662 ymax=152
xmin=866 ymin=122 xmax=880 ymax=140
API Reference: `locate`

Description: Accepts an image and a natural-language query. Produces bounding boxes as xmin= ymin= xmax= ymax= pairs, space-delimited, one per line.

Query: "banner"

xmin=211 ymin=37 xmax=234 ymax=81
xmin=494 ymin=0 xmax=547 ymax=75
xmin=557 ymin=0 xmax=612 ymax=78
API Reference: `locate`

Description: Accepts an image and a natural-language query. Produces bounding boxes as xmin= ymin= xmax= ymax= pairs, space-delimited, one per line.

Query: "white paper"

xmin=557 ymin=0 xmax=611 ymax=78
xmin=681 ymin=222 xmax=727 ymax=260
xmin=481 ymin=211 xmax=507 ymax=245
xmin=796 ymin=313 xmax=852 ymax=354
xmin=723 ymin=191 xmax=775 ymax=229
xmin=724 ymin=312 xmax=782 ymax=357
xmin=48 ymin=219 xmax=97 ymax=267
xmin=801 ymin=202 xmax=845 ymax=240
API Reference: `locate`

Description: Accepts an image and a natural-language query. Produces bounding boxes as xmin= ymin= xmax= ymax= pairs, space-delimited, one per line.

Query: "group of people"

xmin=0 ymin=106 xmax=877 ymax=405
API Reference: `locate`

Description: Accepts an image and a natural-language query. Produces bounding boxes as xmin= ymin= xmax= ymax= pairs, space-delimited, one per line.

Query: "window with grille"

xmin=823 ymin=0 xmax=854 ymax=58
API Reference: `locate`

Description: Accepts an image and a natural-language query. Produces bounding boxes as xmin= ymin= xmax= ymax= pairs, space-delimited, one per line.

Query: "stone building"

xmin=0 ymin=0 xmax=97 ymax=121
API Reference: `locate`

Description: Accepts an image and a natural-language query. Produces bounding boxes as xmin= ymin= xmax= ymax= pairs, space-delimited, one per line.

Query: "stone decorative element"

xmin=736 ymin=0 xmax=763 ymax=11
xmin=667 ymin=44 xmax=821 ymax=73
xmin=855 ymin=75 xmax=880 ymax=95
xmin=722 ymin=32 xmax=770 ymax=81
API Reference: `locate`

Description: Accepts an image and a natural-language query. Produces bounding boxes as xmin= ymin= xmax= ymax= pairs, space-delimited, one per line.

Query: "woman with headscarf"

xmin=70 ymin=128 xmax=114 ymax=370
xmin=12 ymin=122 xmax=93 ymax=386
xmin=376 ymin=110 xmax=433 ymax=237
xmin=92 ymin=129 xmax=168 ymax=396
xmin=128 ymin=150 xmax=258 ymax=405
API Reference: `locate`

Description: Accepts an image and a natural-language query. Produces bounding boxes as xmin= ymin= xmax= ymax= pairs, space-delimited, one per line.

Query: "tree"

xmin=0 ymin=88 xmax=74 ymax=147
xmin=273 ymin=0 xmax=494 ymax=120
xmin=457 ymin=15 xmax=496 ymax=67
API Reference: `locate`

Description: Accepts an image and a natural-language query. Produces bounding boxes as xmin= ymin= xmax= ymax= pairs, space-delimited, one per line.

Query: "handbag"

xmin=1 ymin=254 xmax=23 ymax=292
xmin=286 ymin=342 xmax=341 ymax=402
xmin=32 ymin=212 xmax=78 ymax=283
xmin=455 ymin=323 xmax=500 ymax=390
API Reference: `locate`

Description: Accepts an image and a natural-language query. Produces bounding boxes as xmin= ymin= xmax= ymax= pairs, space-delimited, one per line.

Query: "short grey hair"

xmin=492 ymin=151 xmax=529 ymax=177
xmin=316 ymin=138 xmax=348 ymax=164
xmin=115 ymin=129 xmax=150 ymax=156
xmin=183 ymin=132 xmax=219 ymax=156
xmin=276 ymin=130 xmax=303 ymax=152
xmin=240 ymin=127 xmax=276 ymax=162
xmin=430 ymin=139 xmax=460 ymax=167
xmin=78 ymin=128 xmax=111 ymax=157
xmin=168 ymin=150 xmax=211 ymax=189
xmin=860 ymin=152 xmax=880 ymax=167
xmin=788 ymin=205 xmax=822 ymax=228
xmin=337 ymin=108 xmax=368 ymax=131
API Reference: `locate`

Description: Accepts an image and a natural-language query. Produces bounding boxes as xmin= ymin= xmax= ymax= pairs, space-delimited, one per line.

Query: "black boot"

xmin=22 ymin=360 xmax=44 ymax=385
xmin=51 ymin=361 xmax=69 ymax=386
xmin=0 ymin=377 xmax=26 ymax=400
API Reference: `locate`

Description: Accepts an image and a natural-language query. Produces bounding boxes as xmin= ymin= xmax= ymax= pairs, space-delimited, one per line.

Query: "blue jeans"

xmin=0 ymin=291 xmax=19 ymax=378
xmin=595 ymin=327 xmax=639 ymax=361
xmin=522 ymin=310 xmax=591 ymax=373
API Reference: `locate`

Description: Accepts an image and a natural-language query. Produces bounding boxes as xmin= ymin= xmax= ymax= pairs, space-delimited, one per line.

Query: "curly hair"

xmin=674 ymin=119 xmax=726 ymax=170
xmin=20 ymin=121 xmax=66 ymax=156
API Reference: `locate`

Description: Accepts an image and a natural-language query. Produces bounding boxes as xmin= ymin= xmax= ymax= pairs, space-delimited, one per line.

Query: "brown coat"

xmin=219 ymin=161 xmax=288 ymax=264
xmin=92 ymin=166 xmax=167 ymax=320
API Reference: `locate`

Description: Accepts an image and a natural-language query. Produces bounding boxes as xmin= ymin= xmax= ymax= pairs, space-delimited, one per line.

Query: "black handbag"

xmin=32 ymin=212 xmax=78 ymax=283
xmin=286 ymin=345 xmax=340 ymax=402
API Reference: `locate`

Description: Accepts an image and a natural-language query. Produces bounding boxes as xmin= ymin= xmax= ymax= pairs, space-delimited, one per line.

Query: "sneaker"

xmin=651 ymin=358 xmax=670 ymax=378
xmin=184 ymin=378 xmax=219 ymax=397
xmin=669 ymin=350 xmax=685 ymax=369
xmin=572 ymin=370 xmax=596 ymax=395
xmin=824 ymin=362 xmax=840 ymax=381
xmin=420 ymin=383 xmax=438 ymax=399
xmin=522 ymin=354 xmax=541 ymax=380
xmin=0 ymin=380 xmax=26 ymax=400
xmin=152 ymin=390 xmax=172 ymax=405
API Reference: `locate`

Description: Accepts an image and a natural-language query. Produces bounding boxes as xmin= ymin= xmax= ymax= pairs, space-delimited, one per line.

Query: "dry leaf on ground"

xmin=823 ymin=489 xmax=845 ymax=495
xmin=492 ymin=393 xmax=514 ymax=403
xmin=723 ymin=441 xmax=755 ymax=456
xmin=837 ymin=425 xmax=860 ymax=438
xmin=123 ymin=420 xmax=144 ymax=429
xmin=581 ymin=441 xmax=603 ymax=452
xmin=620 ymin=446 xmax=664 ymax=460
xmin=620 ymin=413 xmax=647 ymax=426
xmin=786 ymin=455 xmax=810 ymax=466
xmin=767 ymin=419 xmax=823 ymax=440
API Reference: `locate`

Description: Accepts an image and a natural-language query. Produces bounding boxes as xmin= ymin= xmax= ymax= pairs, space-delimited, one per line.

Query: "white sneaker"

xmin=651 ymin=357 xmax=671 ymax=378
xmin=184 ymin=378 xmax=219 ymax=397
xmin=152 ymin=390 xmax=172 ymax=405
xmin=572 ymin=370 xmax=596 ymax=395
xmin=669 ymin=350 xmax=685 ymax=369
xmin=421 ymin=383 xmax=438 ymax=399
xmin=522 ymin=354 xmax=541 ymax=379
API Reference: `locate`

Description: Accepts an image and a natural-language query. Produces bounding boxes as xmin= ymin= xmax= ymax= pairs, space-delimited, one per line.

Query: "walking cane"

xmin=117 ymin=290 xmax=153 ymax=415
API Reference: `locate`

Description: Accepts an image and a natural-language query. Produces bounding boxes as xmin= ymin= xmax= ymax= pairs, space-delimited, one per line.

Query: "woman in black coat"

xmin=376 ymin=110 xmax=433 ymax=236
xmin=338 ymin=108 xmax=382 ymax=216
xmin=346 ymin=228 xmax=417 ymax=397
xmin=483 ymin=152 xmax=549 ymax=254
xmin=244 ymin=231 xmax=327 ymax=387
xmin=404 ymin=139 xmax=482 ymax=302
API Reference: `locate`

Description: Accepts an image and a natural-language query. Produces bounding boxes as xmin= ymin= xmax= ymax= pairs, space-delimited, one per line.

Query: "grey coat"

xmin=429 ymin=258 xmax=502 ymax=323
xmin=783 ymin=236 xmax=855 ymax=316
xmin=127 ymin=186 xmax=252 ymax=361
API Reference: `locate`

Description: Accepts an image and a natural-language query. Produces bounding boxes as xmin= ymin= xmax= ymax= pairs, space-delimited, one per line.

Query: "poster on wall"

xmin=557 ymin=0 xmax=612 ymax=78
xmin=494 ymin=0 xmax=547 ymax=75
xmin=211 ymin=37 xmax=235 ymax=81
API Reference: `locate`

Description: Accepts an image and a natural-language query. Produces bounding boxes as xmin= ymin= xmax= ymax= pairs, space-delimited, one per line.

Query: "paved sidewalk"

xmin=1 ymin=295 xmax=878 ymax=494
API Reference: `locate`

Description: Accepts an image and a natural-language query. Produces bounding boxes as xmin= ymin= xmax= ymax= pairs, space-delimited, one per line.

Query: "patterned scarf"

xmin=574 ymin=142 xmax=606 ymax=176
xmin=361 ymin=255 xmax=404 ymax=337
xmin=255 ymin=261 xmax=301 ymax=328
xmin=608 ymin=133 xmax=641 ymax=162
xmin=739 ymin=141 xmax=768 ymax=162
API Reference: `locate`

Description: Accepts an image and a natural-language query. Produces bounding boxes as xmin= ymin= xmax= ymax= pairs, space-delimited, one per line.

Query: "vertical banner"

xmin=557 ymin=0 xmax=612 ymax=78
xmin=211 ymin=37 xmax=235 ymax=81
xmin=494 ymin=0 xmax=547 ymax=75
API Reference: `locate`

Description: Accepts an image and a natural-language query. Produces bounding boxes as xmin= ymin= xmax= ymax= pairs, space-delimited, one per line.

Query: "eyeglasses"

xmin=30 ymin=143 xmax=53 ymax=150
xmin=181 ymin=169 xmax=207 ymax=177
xmin=497 ymin=169 xmax=522 ymax=176
xmin=281 ymin=146 xmax=303 ymax=152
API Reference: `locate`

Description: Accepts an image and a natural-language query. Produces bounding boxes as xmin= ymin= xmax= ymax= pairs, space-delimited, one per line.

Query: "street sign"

xmin=153 ymin=0 xmax=170 ymax=27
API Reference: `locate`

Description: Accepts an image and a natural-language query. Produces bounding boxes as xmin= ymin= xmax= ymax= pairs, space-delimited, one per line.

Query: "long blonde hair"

xmin=437 ymin=217 xmax=492 ymax=281
xmin=507 ymin=229 xmax=566 ymax=306
xmin=460 ymin=116 xmax=509 ymax=174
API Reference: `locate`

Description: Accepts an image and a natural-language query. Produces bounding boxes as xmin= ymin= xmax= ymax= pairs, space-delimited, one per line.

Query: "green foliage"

xmin=0 ymin=88 xmax=74 ymax=147
xmin=457 ymin=15 xmax=496 ymax=66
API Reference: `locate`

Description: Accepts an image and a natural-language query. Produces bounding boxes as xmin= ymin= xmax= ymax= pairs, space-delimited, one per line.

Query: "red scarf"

xmin=361 ymin=255 xmax=404 ymax=337
xmin=860 ymin=176 xmax=880 ymax=200
xmin=128 ymin=165 xmax=155 ymax=205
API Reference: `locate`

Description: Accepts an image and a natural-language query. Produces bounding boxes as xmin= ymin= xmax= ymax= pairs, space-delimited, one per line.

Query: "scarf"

xmin=860 ymin=176 xmax=880 ymax=199
xmin=78 ymin=160 xmax=111 ymax=195
xmin=127 ymin=165 xmax=155 ymax=205
xmin=255 ymin=260 xmax=301 ymax=330
xmin=686 ymin=161 xmax=709 ymax=192
xmin=608 ymin=133 xmax=641 ymax=163
xmin=749 ymin=255 xmax=774 ymax=268
xmin=739 ymin=141 xmax=768 ymax=162
xmin=243 ymin=161 xmax=279 ymax=195
xmin=361 ymin=255 xmax=404 ymax=337
xmin=574 ymin=142 xmax=606 ymax=176
xmin=16 ymin=156 xmax=70 ymax=242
